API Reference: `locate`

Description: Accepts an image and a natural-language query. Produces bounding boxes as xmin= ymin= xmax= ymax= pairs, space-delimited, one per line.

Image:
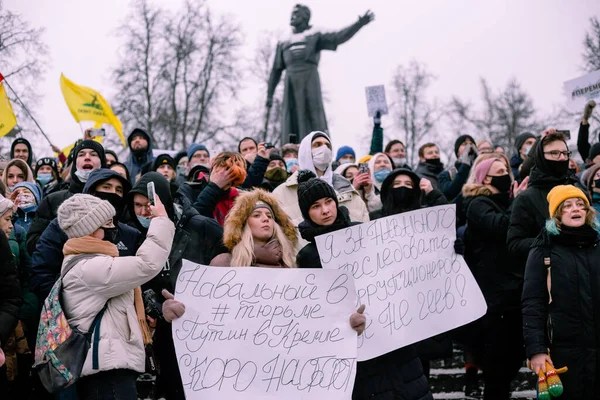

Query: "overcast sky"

xmin=5 ymin=0 xmax=600 ymax=159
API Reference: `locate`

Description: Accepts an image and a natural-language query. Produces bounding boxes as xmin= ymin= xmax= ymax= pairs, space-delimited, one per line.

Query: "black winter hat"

xmin=297 ymin=169 xmax=338 ymax=222
xmin=73 ymin=140 xmax=107 ymax=168
xmin=515 ymin=132 xmax=536 ymax=153
xmin=589 ymin=142 xmax=600 ymax=162
xmin=152 ymin=154 xmax=176 ymax=171
xmin=454 ymin=135 xmax=475 ymax=157
xmin=35 ymin=157 xmax=59 ymax=177
xmin=105 ymin=149 xmax=119 ymax=164
xmin=269 ymin=152 xmax=286 ymax=165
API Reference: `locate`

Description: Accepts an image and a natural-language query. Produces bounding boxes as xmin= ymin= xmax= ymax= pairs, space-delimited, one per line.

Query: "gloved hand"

xmin=454 ymin=238 xmax=465 ymax=255
xmin=583 ymin=100 xmax=596 ymax=122
xmin=535 ymin=360 xmax=567 ymax=400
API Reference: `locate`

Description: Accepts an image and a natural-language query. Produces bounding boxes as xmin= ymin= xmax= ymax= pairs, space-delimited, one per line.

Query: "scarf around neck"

xmin=299 ymin=206 xmax=352 ymax=243
xmin=62 ymin=235 xmax=153 ymax=345
xmin=552 ymin=224 xmax=599 ymax=248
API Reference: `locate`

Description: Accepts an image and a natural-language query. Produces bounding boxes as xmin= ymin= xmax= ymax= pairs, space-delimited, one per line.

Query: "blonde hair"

xmin=463 ymin=152 xmax=514 ymax=197
xmin=230 ymin=222 xmax=297 ymax=268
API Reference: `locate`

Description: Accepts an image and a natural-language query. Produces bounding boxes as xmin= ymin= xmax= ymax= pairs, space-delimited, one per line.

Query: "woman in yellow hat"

xmin=522 ymin=184 xmax=600 ymax=399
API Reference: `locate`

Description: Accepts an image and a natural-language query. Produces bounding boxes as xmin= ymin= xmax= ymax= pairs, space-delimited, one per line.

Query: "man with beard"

xmin=124 ymin=128 xmax=154 ymax=184
xmin=414 ymin=142 xmax=444 ymax=190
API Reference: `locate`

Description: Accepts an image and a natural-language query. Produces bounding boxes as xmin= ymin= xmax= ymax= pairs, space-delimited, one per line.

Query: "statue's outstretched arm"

xmin=321 ymin=10 xmax=375 ymax=49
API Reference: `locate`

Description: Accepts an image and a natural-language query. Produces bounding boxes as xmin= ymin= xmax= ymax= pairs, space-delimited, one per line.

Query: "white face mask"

xmin=75 ymin=169 xmax=92 ymax=182
xmin=392 ymin=157 xmax=407 ymax=167
xmin=312 ymin=146 xmax=332 ymax=171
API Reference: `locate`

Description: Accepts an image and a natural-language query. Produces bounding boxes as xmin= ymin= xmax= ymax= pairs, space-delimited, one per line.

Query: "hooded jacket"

xmin=371 ymin=168 xmax=447 ymax=220
xmin=10 ymin=138 xmax=33 ymax=166
xmin=0 ymin=230 xmax=22 ymax=345
xmin=273 ymin=132 xmax=369 ymax=235
xmin=11 ymin=181 xmax=42 ymax=232
xmin=437 ymin=161 xmax=471 ymax=201
xmin=30 ymin=169 xmax=142 ymax=304
xmin=507 ymin=138 xmax=577 ymax=264
xmin=128 ymin=172 xmax=227 ymax=292
xmin=124 ymin=128 xmax=155 ymax=184
xmin=1 ymin=158 xmax=36 ymax=190
xmin=210 ymin=189 xmax=297 ymax=268
xmin=26 ymin=150 xmax=95 ymax=255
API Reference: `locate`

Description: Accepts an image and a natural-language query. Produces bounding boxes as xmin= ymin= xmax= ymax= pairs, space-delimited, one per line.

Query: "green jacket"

xmin=8 ymin=226 xmax=38 ymax=325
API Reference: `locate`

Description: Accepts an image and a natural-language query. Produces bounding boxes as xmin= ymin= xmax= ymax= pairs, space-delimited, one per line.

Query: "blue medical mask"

xmin=37 ymin=173 xmax=54 ymax=185
xmin=137 ymin=215 xmax=151 ymax=229
xmin=374 ymin=169 xmax=391 ymax=183
xmin=285 ymin=158 xmax=299 ymax=173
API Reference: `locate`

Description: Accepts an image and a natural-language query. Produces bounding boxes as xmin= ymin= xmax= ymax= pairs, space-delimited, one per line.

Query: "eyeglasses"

xmin=543 ymin=150 xmax=571 ymax=159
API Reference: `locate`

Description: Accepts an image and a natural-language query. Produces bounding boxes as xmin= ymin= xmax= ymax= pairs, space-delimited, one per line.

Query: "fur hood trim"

xmin=223 ymin=189 xmax=297 ymax=250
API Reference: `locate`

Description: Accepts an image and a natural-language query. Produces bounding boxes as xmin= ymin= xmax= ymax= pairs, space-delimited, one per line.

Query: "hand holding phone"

xmin=89 ymin=128 xmax=106 ymax=137
xmin=358 ymin=162 xmax=369 ymax=175
xmin=147 ymin=182 xmax=156 ymax=207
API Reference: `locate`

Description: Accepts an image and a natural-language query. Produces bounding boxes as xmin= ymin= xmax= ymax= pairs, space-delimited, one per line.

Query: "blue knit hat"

xmin=187 ymin=143 xmax=210 ymax=160
xmin=336 ymin=146 xmax=355 ymax=162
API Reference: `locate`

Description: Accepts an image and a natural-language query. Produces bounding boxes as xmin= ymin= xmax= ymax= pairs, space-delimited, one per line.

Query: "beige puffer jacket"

xmin=61 ymin=216 xmax=175 ymax=377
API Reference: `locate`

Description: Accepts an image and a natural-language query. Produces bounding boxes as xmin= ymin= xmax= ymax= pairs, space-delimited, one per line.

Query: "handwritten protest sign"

xmin=172 ymin=261 xmax=358 ymax=400
xmin=316 ymin=204 xmax=487 ymax=361
xmin=563 ymin=69 xmax=600 ymax=110
xmin=365 ymin=85 xmax=388 ymax=117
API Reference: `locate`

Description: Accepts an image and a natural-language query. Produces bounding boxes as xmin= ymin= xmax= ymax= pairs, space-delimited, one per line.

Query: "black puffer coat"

xmin=522 ymin=227 xmax=600 ymax=399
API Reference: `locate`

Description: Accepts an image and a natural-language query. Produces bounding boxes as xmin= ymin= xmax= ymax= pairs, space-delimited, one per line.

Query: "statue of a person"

xmin=266 ymin=5 xmax=374 ymax=144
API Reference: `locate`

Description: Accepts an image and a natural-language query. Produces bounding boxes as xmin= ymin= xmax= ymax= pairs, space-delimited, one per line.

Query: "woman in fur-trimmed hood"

xmin=209 ymin=189 xmax=297 ymax=268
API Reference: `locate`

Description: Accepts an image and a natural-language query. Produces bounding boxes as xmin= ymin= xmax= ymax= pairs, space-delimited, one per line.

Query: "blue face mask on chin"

xmin=374 ymin=169 xmax=391 ymax=183
xmin=136 ymin=215 xmax=151 ymax=229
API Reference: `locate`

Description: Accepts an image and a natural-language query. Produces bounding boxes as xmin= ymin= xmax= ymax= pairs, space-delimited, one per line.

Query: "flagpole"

xmin=2 ymin=77 xmax=53 ymax=146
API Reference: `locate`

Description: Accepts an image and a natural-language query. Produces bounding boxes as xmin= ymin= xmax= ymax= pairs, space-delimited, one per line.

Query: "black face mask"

xmin=425 ymin=158 xmax=442 ymax=166
xmin=490 ymin=174 xmax=512 ymax=193
xmin=94 ymin=191 xmax=124 ymax=217
xmin=390 ymin=186 xmax=417 ymax=206
xmin=102 ymin=227 xmax=118 ymax=244
xmin=545 ymin=159 xmax=569 ymax=178
xmin=595 ymin=178 xmax=600 ymax=190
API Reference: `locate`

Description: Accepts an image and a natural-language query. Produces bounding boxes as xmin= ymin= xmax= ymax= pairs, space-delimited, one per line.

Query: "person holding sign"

xmin=522 ymin=185 xmax=600 ymax=399
xmin=294 ymin=170 xmax=433 ymax=400
xmin=462 ymin=157 xmax=527 ymax=398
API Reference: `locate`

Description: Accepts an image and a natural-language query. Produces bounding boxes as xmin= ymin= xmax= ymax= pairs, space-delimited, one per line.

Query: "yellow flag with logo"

xmin=60 ymin=74 xmax=126 ymax=147
xmin=0 ymin=80 xmax=17 ymax=139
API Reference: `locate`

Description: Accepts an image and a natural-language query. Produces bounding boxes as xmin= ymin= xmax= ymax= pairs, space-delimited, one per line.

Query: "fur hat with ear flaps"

xmin=223 ymin=189 xmax=297 ymax=251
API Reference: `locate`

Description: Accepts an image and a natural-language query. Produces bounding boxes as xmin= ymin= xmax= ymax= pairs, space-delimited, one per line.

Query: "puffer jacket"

xmin=522 ymin=227 xmax=600 ymax=399
xmin=61 ymin=216 xmax=174 ymax=376
xmin=273 ymin=170 xmax=369 ymax=228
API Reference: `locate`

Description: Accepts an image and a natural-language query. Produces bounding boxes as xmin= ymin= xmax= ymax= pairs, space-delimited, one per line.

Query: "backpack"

xmin=33 ymin=254 xmax=107 ymax=393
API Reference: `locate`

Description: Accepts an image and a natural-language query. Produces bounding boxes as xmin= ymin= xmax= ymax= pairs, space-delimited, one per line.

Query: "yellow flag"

xmin=60 ymin=74 xmax=126 ymax=147
xmin=0 ymin=81 xmax=17 ymax=139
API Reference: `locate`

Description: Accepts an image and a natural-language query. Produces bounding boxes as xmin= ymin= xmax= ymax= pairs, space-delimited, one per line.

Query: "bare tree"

xmin=448 ymin=78 xmax=541 ymax=155
xmin=0 ymin=0 xmax=48 ymax=154
xmin=111 ymin=0 xmax=242 ymax=151
xmin=391 ymin=60 xmax=442 ymax=166
xmin=112 ymin=0 xmax=164 ymax=142
xmin=583 ymin=16 xmax=600 ymax=72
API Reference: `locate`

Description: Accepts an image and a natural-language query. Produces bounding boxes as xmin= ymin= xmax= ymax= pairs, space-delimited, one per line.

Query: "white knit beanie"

xmin=0 ymin=195 xmax=13 ymax=216
xmin=58 ymin=194 xmax=116 ymax=239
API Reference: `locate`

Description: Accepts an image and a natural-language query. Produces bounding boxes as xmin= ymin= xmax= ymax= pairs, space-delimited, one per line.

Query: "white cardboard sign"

xmin=172 ymin=261 xmax=358 ymax=399
xmin=365 ymin=85 xmax=389 ymax=117
xmin=315 ymin=204 xmax=487 ymax=361
xmin=563 ymin=69 xmax=600 ymax=110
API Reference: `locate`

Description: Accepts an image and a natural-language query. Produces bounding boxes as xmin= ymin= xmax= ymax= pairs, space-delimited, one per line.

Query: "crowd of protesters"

xmin=0 ymin=100 xmax=599 ymax=400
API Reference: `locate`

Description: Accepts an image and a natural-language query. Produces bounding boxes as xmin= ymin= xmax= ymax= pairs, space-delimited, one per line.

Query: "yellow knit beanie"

xmin=547 ymin=185 xmax=589 ymax=217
